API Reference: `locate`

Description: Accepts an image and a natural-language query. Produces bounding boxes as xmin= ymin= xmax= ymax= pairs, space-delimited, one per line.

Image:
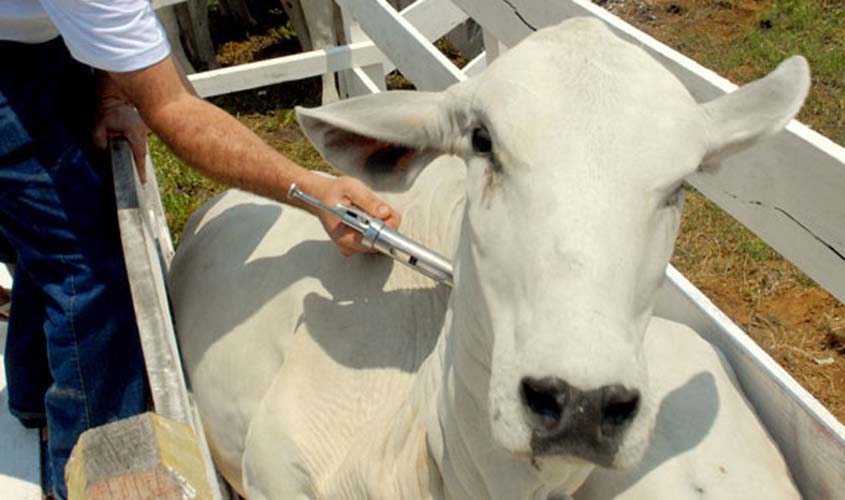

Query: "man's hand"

xmin=93 ymin=73 xmax=148 ymax=181
xmin=302 ymin=175 xmax=401 ymax=256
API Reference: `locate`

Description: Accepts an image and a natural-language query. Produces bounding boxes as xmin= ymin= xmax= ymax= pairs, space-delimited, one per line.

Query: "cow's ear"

xmin=701 ymin=56 xmax=810 ymax=166
xmin=296 ymin=91 xmax=453 ymax=191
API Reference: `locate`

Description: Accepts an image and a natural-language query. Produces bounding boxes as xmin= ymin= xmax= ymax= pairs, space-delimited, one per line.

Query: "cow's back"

xmin=169 ymin=156 xmax=465 ymax=491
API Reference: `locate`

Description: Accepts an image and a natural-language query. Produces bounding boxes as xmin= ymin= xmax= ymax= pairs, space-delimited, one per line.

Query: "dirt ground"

xmin=598 ymin=0 xmax=845 ymax=423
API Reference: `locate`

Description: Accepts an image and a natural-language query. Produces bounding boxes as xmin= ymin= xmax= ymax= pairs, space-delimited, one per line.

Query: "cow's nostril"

xmin=524 ymin=381 xmax=640 ymax=463
xmin=520 ymin=377 xmax=566 ymax=429
xmin=600 ymin=386 xmax=640 ymax=433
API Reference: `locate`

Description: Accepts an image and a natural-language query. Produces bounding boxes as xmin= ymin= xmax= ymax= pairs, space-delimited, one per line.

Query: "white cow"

xmin=169 ymin=18 xmax=806 ymax=499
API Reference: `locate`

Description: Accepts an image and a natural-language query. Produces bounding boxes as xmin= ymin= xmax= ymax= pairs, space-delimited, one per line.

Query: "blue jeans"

xmin=0 ymin=38 xmax=149 ymax=499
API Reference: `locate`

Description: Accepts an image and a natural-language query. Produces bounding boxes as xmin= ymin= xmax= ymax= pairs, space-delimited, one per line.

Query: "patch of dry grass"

xmin=673 ymin=190 xmax=845 ymax=420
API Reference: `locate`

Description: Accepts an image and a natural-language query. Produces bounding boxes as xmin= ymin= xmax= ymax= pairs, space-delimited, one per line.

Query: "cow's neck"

xmin=419 ymin=234 xmax=592 ymax=499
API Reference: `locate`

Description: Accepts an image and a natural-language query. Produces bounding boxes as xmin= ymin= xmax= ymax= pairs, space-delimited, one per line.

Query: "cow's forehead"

xmin=463 ymin=18 xmax=707 ymax=183
xmin=480 ymin=23 xmax=694 ymax=107
xmin=475 ymin=20 xmax=698 ymax=116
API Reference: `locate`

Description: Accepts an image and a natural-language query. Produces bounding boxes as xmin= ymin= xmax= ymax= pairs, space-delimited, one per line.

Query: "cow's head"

xmin=297 ymin=18 xmax=808 ymax=470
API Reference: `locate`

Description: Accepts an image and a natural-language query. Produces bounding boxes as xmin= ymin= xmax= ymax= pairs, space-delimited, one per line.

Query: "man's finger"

xmin=346 ymin=181 xmax=392 ymax=221
xmin=92 ymin=127 xmax=108 ymax=151
xmin=334 ymin=227 xmax=369 ymax=255
xmin=382 ymin=210 xmax=402 ymax=230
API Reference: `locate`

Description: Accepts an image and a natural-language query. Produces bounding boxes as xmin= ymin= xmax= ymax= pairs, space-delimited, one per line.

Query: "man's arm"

xmin=103 ymin=55 xmax=400 ymax=255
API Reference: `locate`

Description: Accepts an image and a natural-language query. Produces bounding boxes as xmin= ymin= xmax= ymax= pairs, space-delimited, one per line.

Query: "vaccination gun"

xmin=288 ymin=184 xmax=454 ymax=287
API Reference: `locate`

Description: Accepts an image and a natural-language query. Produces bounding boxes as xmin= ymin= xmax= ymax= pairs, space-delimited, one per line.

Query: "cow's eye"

xmin=471 ymin=127 xmax=493 ymax=154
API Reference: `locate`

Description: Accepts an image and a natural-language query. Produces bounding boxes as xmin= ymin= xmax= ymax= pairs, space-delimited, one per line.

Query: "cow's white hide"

xmin=173 ymin=159 xmax=465 ymax=497
xmin=574 ymin=318 xmax=799 ymax=499
xmin=170 ymin=18 xmax=806 ymax=499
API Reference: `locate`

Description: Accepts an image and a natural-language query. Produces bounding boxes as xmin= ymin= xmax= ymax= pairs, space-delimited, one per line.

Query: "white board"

xmin=188 ymin=42 xmax=386 ymax=98
xmin=336 ymin=0 xmax=466 ymax=90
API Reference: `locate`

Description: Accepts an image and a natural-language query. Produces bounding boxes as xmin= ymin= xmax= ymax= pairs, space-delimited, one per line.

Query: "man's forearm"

xmin=108 ymin=57 xmax=320 ymax=208
xmin=106 ymin=55 xmax=401 ymax=255
xmin=146 ymin=93 xmax=314 ymax=201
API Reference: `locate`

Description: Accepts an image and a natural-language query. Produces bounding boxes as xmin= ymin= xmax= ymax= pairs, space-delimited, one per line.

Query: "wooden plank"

xmin=482 ymin=29 xmax=506 ymax=65
xmin=655 ymin=265 xmax=845 ymax=499
xmin=65 ymin=413 xmax=213 ymax=500
xmin=450 ymin=0 xmax=845 ymax=302
xmin=187 ymin=42 xmax=385 ymax=98
xmin=157 ymin=6 xmax=196 ymax=74
xmin=175 ymin=0 xmax=220 ymax=70
xmin=462 ymin=51 xmax=486 ymax=78
xmin=0 ymin=320 xmax=42 ymax=500
xmin=186 ymin=0 xmax=467 ymax=98
xmin=336 ymin=0 xmax=466 ymax=91
xmin=111 ymin=140 xmax=226 ymax=500
xmin=376 ymin=0 xmax=470 ymax=76
xmin=152 ymin=0 xmax=186 ymax=9
xmin=348 ymin=66 xmax=385 ymax=95
xmin=686 ymin=128 xmax=845 ymax=304
xmin=141 ymin=155 xmax=175 ymax=271
xmin=337 ymin=5 xmax=386 ymax=98
xmin=112 ymin=139 xmax=191 ymax=426
xmin=399 ymin=0 xmax=469 ymax=47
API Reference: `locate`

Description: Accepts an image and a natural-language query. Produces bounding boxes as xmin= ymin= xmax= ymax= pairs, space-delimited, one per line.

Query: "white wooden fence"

xmin=2 ymin=0 xmax=842 ymax=498
xmin=160 ymin=0 xmax=845 ymax=497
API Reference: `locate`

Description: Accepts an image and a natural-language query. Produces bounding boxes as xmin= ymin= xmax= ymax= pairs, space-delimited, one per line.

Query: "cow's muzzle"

xmin=520 ymin=377 xmax=640 ymax=466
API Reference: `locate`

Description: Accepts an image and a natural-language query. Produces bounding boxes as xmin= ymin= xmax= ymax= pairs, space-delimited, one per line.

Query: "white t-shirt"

xmin=0 ymin=0 xmax=171 ymax=72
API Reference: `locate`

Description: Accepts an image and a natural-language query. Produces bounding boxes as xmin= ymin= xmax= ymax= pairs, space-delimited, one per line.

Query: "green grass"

xmin=150 ymin=88 xmax=329 ymax=243
xmin=726 ymin=0 xmax=844 ymax=144
xmin=150 ymin=136 xmax=224 ymax=243
xmin=632 ymin=0 xmax=844 ymax=145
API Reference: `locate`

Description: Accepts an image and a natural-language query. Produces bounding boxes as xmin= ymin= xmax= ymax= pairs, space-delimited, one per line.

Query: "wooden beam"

xmin=399 ymin=0 xmax=468 ymax=47
xmin=336 ymin=0 xmax=466 ymax=91
xmin=65 ymin=413 xmax=213 ymax=500
xmin=152 ymin=0 xmax=186 ymax=9
xmin=481 ymin=29 xmax=506 ymax=65
xmin=112 ymin=140 xmax=190 ymax=425
xmin=347 ymin=66 xmax=386 ymax=96
xmin=462 ymin=51 xmax=486 ymax=78
xmin=337 ymin=4 xmax=386 ymax=98
xmin=343 ymin=0 xmax=470 ymax=78
xmin=451 ymin=0 xmax=845 ymax=303
xmin=186 ymin=0 xmax=469 ymax=98
xmin=188 ymin=42 xmax=385 ymax=98
xmin=111 ymin=140 xmax=225 ymax=500
xmin=175 ymin=0 xmax=220 ymax=70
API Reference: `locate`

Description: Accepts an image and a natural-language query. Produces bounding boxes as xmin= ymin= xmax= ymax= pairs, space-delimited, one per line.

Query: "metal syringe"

xmin=288 ymin=183 xmax=454 ymax=287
